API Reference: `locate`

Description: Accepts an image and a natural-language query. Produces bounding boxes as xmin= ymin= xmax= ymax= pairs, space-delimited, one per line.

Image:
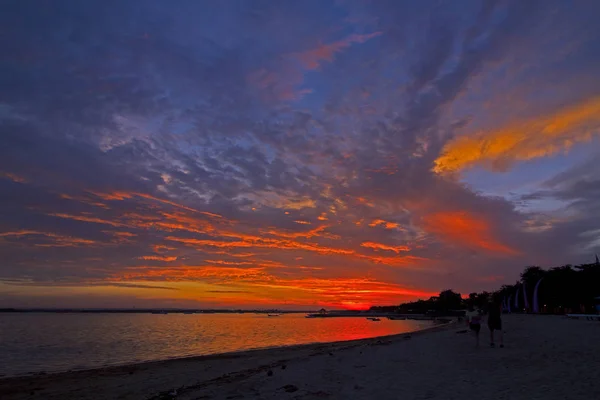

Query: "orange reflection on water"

xmin=1 ymin=313 xmax=435 ymax=376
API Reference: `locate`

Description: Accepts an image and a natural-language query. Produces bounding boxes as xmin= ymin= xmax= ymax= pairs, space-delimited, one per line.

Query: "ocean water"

xmin=0 ymin=313 xmax=434 ymax=377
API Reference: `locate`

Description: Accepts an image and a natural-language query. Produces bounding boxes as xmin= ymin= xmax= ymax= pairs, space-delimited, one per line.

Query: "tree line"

xmin=370 ymin=260 xmax=600 ymax=315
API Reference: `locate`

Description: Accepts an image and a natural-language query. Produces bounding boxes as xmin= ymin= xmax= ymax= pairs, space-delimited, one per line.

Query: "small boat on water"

xmin=366 ymin=317 xmax=381 ymax=321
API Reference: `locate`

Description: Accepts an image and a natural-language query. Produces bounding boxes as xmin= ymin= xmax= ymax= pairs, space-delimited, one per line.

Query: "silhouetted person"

xmin=488 ymin=301 xmax=503 ymax=348
xmin=465 ymin=306 xmax=481 ymax=347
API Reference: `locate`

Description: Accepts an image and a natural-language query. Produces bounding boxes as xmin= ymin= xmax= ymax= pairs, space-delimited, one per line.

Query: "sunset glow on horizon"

xmin=2 ymin=1 xmax=600 ymax=309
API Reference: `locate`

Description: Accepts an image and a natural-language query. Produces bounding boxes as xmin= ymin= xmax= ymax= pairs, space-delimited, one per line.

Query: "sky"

xmin=1 ymin=0 xmax=600 ymax=309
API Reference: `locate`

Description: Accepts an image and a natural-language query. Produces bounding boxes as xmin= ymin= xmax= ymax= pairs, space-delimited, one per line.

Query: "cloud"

xmin=368 ymin=219 xmax=400 ymax=230
xmin=434 ymin=96 xmax=600 ymax=174
xmin=0 ymin=230 xmax=97 ymax=247
xmin=360 ymin=241 xmax=410 ymax=254
xmin=294 ymin=32 xmax=382 ymax=70
xmin=138 ymin=255 xmax=178 ymax=262
xmin=116 ymin=266 xmax=268 ymax=282
xmin=247 ymin=191 xmax=316 ymax=210
xmin=48 ymin=213 xmax=128 ymax=228
xmin=422 ymin=211 xmax=519 ymax=256
xmin=1 ymin=172 xmax=27 ymax=183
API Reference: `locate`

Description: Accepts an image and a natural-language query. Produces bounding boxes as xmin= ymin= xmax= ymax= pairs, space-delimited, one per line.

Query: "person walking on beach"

xmin=488 ymin=301 xmax=503 ymax=348
xmin=465 ymin=307 xmax=481 ymax=347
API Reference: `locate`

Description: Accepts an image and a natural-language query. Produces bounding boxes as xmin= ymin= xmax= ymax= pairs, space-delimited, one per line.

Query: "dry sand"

xmin=1 ymin=315 xmax=600 ymax=400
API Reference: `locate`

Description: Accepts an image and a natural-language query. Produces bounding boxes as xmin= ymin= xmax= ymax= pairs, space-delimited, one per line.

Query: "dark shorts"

xmin=488 ymin=319 xmax=502 ymax=331
xmin=469 ymin=323 xmax=481 ymax=333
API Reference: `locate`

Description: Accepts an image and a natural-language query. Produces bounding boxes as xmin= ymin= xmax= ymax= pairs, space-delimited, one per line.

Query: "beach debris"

xmin=328 ymin=352 xmax=334 ymax=356
xmin=280 ymin=384 xmax=298 ymax=393
xmin=371 ymin=339 xmax=392 ymax=346
xmin=306 ymin=390 xmax=331 ymax=397
xmin=281 ymin=364 xmax=287 ymax=370
xmin=267 ymin=370 xmax=273 ymax=376
xmin=154 ymin=388 xmax=180 ymax=399
xmin=403 ymin=335 xmax=412 ymax=340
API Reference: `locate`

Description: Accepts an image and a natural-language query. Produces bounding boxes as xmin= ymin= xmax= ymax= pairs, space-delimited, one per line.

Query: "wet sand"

xmin=1 ymin=315 xmax=599 ymax=399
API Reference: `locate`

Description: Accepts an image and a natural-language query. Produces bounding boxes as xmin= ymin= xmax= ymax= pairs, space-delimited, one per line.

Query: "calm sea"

xmin=0 ymin=313 xmax=434 ymax=377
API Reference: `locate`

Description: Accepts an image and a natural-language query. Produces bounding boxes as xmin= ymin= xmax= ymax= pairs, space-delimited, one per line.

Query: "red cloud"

xmin=422 ymin=211 xmax=519 ymax=255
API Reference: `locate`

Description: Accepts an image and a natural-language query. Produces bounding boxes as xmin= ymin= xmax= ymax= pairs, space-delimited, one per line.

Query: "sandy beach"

xmin=1 ymin=315 xmax=600 ymax=400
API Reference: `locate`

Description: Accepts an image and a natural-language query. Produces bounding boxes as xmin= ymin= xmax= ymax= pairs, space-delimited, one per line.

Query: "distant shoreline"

xmin=0 ymin=308 xmax=316 ymax=314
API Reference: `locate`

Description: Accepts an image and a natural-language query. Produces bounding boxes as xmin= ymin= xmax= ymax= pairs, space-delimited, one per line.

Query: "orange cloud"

xmin=248 ymin=32 xmax=381 ymax=104
xmin=422 ymin=211 xmax=518 ymax=255
xmin=251 ymin=191 xmax=316 ymax=210
xmin=360 ymin=241 xmax=410 ymax=253
xmin=114 ymin=267 xmax=437 ymax=308
xmin=102 ymin=230 xmax=137 ymax=244
xmin=89 ymin=191 xmax=133 ymax=201
xmin=111 ymin=231 xmax=137 ymax=237
xmin=295 ymin=32 xmax=382 ymax=70
xmin=117 ymin=266 xmax=267 ymax=282
xmin=153 ymin=244 xmax=177 ymax=253
xmin=138 ymin=255 xmax=178 ymax=262
xmin=48 ymin=213 xmax=127 ymax=227
xmin=1 ymin=172 xmax=27 ymax=183
xmin=262 ymin=225 xmax=329 ymax=239
xmin=434 ymin=96 xmax=600 ymax=174
xmin=368 ymin=219 xmax=400 ymax=229
xmin=354 ymin=197 xmax=375 ymax=207
xmin=204 ymin=260 xmax=255 ymax=266
xmin=358 ymin=253 xmax=427 ymax=267
xmin=166 ymin=236 xmax=354 ymax=256
xmin=248 ymin=277 xmax=438 ymax=309
xmin=151 ymin=211 xmax=216 ymax=234
xmin=60 ymin=194 xmax=109 ymax=209
xmin=89 ymin=191 xmax=222 ymax=218
xmin=0 ymin=230 xmax=97 ymax=247
xmin=135 ymin=193 xmax=220 ymax=217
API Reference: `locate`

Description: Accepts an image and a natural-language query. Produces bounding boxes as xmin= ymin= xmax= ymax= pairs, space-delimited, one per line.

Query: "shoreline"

xmin=5 ymin=315 xmax=599 ymax=400
xmin=1 ymin=319 xmax=453 ymax=380
xmin=0 ymin=321 xmax=454 ymax=399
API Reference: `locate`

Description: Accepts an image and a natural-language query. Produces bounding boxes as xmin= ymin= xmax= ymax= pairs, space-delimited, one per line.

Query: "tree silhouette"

xmin=374 ymin=261 xmax=600 ymax=315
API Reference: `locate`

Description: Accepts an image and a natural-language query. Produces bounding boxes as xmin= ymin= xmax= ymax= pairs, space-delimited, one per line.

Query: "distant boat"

xmin=366 ymin=317 xmax=381 ymax=321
